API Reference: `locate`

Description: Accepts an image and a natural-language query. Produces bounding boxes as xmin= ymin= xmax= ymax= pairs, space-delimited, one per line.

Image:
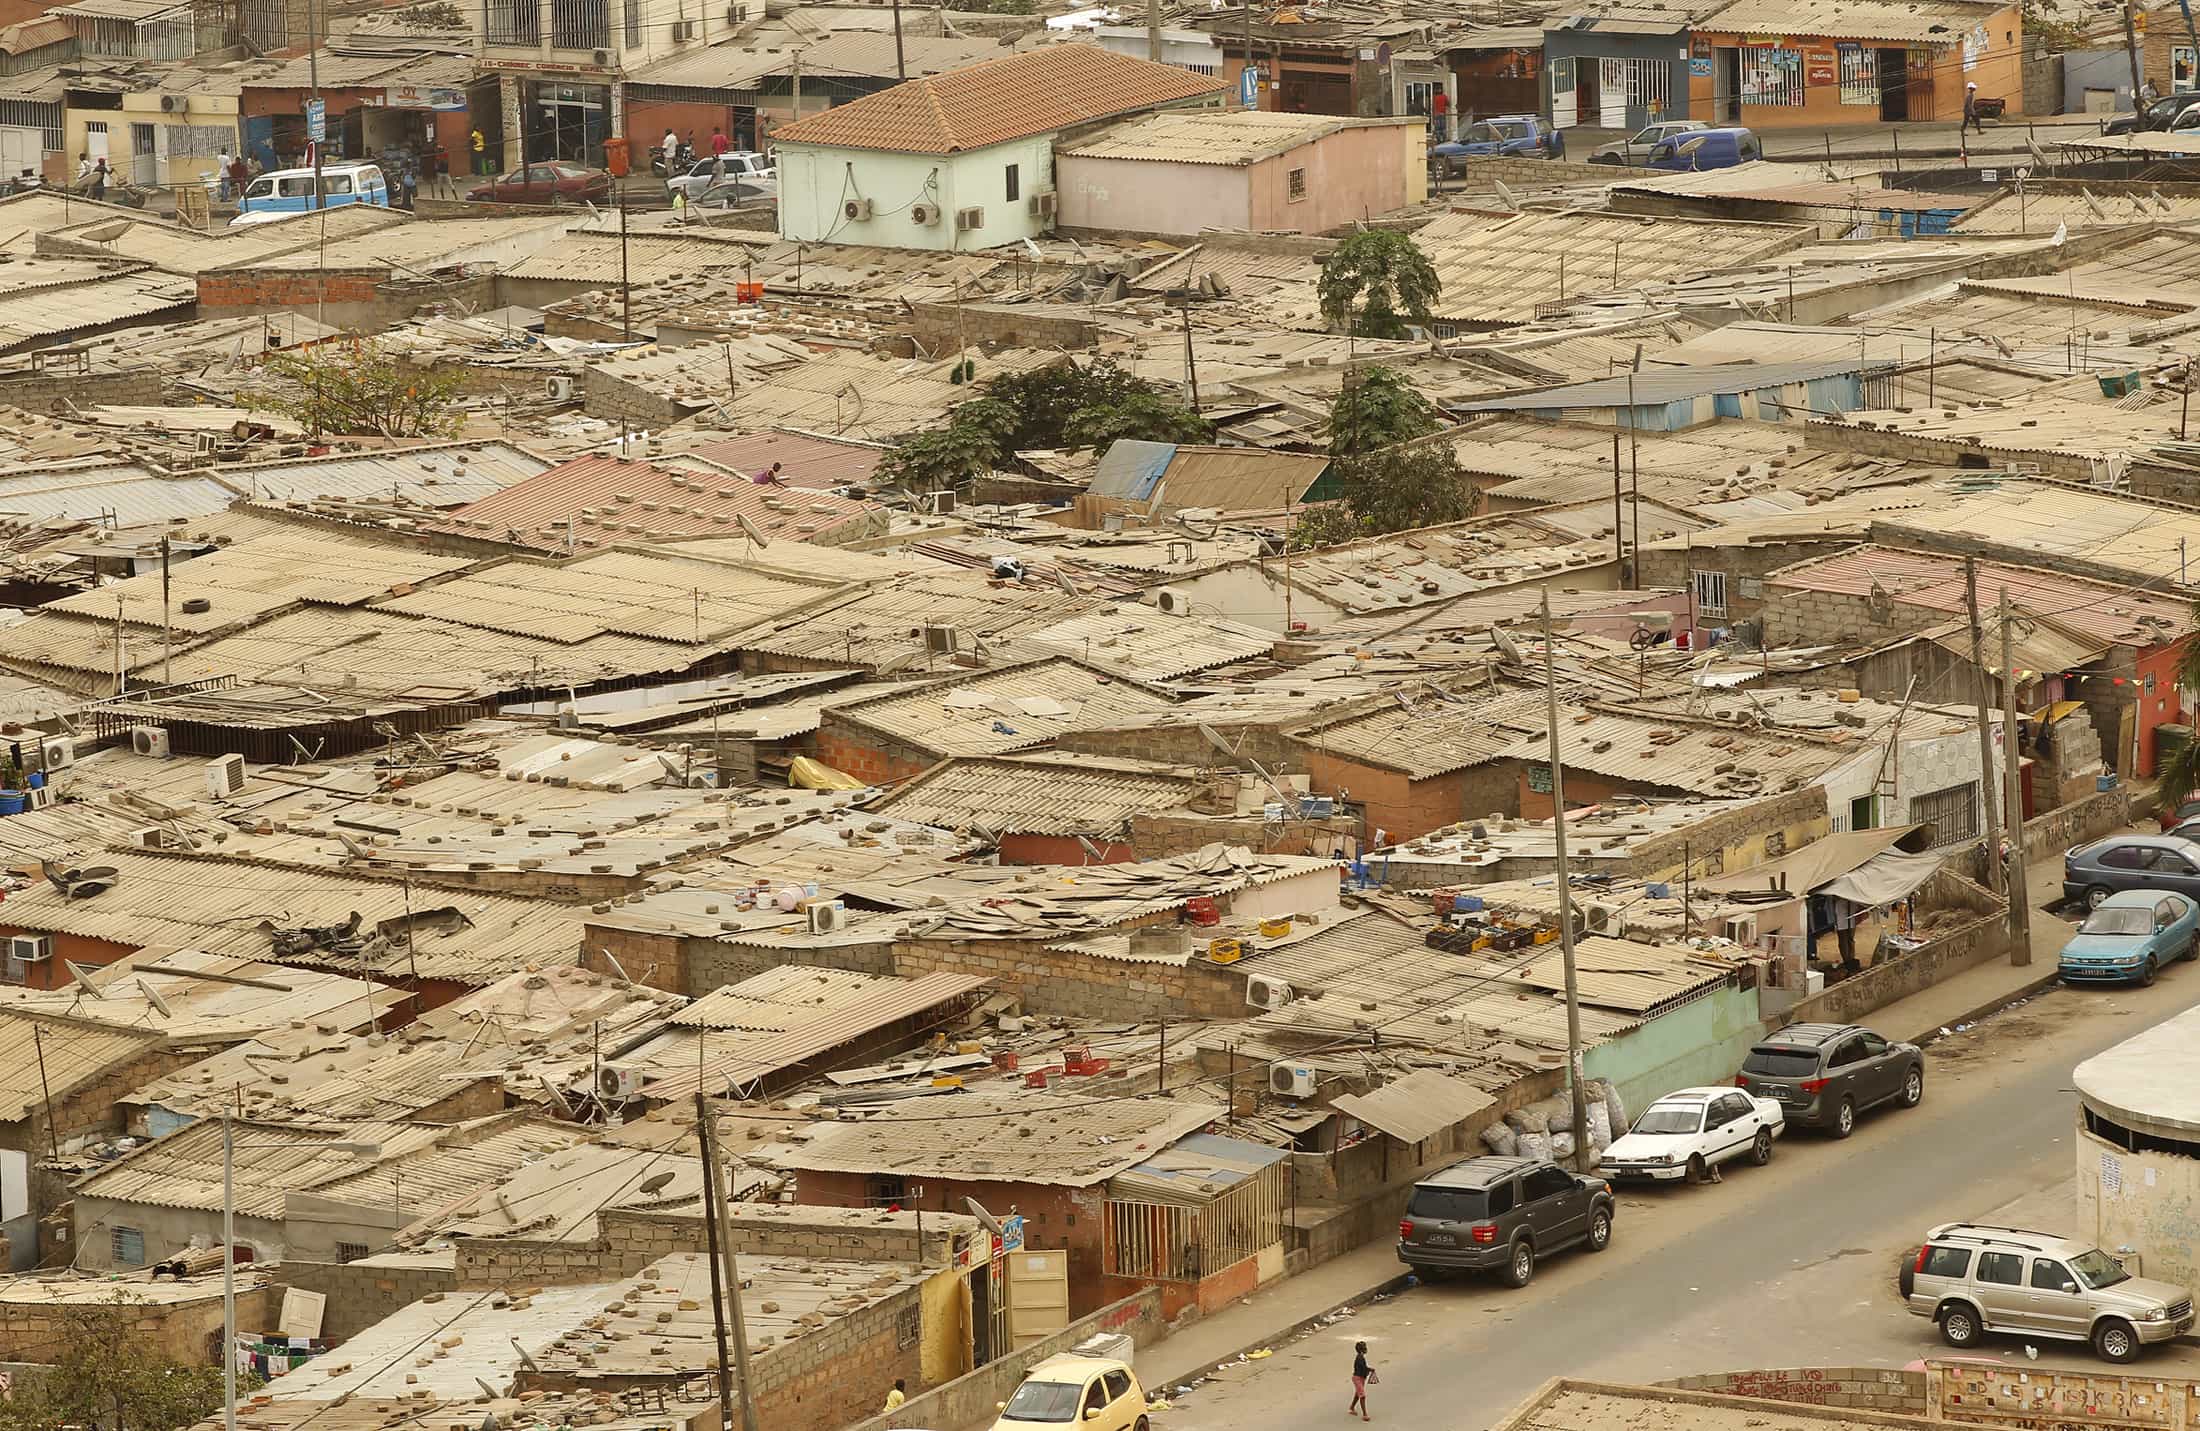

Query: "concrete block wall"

xmin=1661 ymin=1367 xmax=1929 ymax=1414
xmin=582 ymin=362 xmax=704 ymax=429
xmin=811 ymin=722 xmax=944 ymax=788
xmin=0 ymin=1284 xmax=272 ymax=1363
xmin=1773 ymin=903 xmax=2007 ymax=1029
xmin=197 ymin=266 xmax=385 ymax=314
xmin=688 ymin=934 xmax=895 ymax=998
xmin=2021 ymin=784 xmax=2128 ymax=855
xmin=893 ymin=930 xmax=1246 ymax=1022
xmin=841 ymin=1289 xmax=1163 ymax=1431
xmin=909 ymin=303 xmax=1095 ymax=354
xmin=1630 ymin=786 xmax=1829 ymax=879
xmin=0 ymin=367 xmax=164 ymax=410
xmin=1056 ymin=721 xmax=1310 ymax=774
xmin=1799 ymin=419 xmax=2097 ymax=480
xmin=266 ymin=1258 xmax=459 ymax=1343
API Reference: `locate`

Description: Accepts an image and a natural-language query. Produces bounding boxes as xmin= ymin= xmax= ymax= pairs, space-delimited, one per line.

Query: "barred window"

xmin=163 ymin=123 xmax=236 ymax=157
xmin=335 ymin=1241 xmax=370 ymax=1263
xmin=1740 ymin=46 xmax=1803 ymax=106
xmin=1912 ymin=783 xmax=1980 ymax=848
xmin=112 ymin=1227 xmax=145 ymax=1267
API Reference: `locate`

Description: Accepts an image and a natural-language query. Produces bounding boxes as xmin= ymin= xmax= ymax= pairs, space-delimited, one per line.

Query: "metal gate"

xmin=1597 ymin=57 xmax=1670 ymax=126
xmin=1838 ymin=44 xmax=1879 ymax=106
xmin=1740 ymin=46 xmax=1805 ymax=107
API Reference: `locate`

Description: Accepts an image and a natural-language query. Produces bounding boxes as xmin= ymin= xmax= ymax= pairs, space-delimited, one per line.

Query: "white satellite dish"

xmin=736 ymin=513 xmax=771 ymax=547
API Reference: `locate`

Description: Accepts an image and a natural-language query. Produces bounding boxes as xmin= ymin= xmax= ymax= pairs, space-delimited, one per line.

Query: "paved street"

xmin=1151 ymin=969 xmax=2200 ymax=1431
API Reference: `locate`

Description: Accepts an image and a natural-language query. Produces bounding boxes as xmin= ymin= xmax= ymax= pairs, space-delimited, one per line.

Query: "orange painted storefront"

xmin=1683 ymin=6 xmax=2023 ymax=130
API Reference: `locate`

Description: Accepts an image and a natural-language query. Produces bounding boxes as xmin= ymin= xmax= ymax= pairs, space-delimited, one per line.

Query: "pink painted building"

xmin=1054 ymin=110 xmax=1426 ymax=237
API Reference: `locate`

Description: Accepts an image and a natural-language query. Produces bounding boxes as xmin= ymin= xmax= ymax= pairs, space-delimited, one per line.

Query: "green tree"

xmin=260 ymin=339 xmax=463 ymax=439
xmin=0 ymin=1291 xmax=247 ymax=1431
xmin=1329 ymin=366 xmax=1441 ymax=456
xmin=1060 ymin=387 xmax=1210 ymax=451
xmin=982 ymin=359 xmax=1192 ymax=450
xmin=876 ymin=416 xmax=1010 ymax=491
xmin=1290 ymin=444 xmax=1477 ymax=550
xmin=1317 ymin=230 xmax=1442 ymax=339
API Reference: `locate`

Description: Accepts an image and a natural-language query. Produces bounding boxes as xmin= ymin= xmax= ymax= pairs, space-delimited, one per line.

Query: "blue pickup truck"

xmin=1431 ymin=115 xmax=1565 ymax=171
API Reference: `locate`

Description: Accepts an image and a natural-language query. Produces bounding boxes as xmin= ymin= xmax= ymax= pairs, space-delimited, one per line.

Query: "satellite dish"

xmin=1196 ymin=722 xmax=1235 ymax=756
xmin=1055 ymin=569 xmax=1080 ymax=598
xmin=638 ymin=1170 xmax=677 ymax=1194
xmin=597 ymin=946 xmax=632 ymax=983
xmin=1492 ymin=178 xmax=1520 ymax=213
xmin=65 ymin=961 xmax=105 ymax=998
xmin=138 ymin=978 xmax=174 ymax=1019
xmin=1075 ymin=834 xmax=1106 ymax=863
xmin=736 ymin=512 xmax=771 ymax=547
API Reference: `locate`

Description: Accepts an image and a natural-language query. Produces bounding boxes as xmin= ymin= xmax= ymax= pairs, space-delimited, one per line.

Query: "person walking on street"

xmin=710 ymin=125 xmax=729 ymax=157
xmin=883 ymin=1379 xmax=906 ymax=1414
xmin=1963 ymin=81 xmax=1984 ymax=135
xmin=89 ymin=158 xmax=106 ymax=202
xmin=215 ymin=149 xmax=233 ymax=200
xmin=75 ymin=152 xmax=91 ymax=186
xmin=227 ymin=151 xmax=248 ymax=200
xmin=1349 ymin=1342 xmax=1375 ymax=1421
xmin=471 ymin=127 xmax=487 ymax=175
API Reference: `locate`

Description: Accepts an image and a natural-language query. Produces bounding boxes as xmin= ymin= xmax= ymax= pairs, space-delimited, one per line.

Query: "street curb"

xmin=1144 ymin=1272 xmax=1412 ymax=1388
xmin=1908 ymin=970 xmax=2064 ymax=1047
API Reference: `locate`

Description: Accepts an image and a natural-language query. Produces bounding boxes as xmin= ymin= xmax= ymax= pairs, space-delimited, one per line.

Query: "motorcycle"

xmin=648 ymin=141 xmax=696 ymax=178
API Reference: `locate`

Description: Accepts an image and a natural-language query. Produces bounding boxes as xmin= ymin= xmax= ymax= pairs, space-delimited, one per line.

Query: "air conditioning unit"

xmin=130 ymin=727 xmax=171 ymax=759
xmin=596 ymin=1065 xmax=646 ymax=1100
xmin=205 ymin=753 xmax=246 ymax=800
xmin=954 ymin=206 xmax=984 ymax=232
xmin=807 ymin=899 xmax=846 ymax=934
xmin=37 ymin=736 xmax=74 ymax=773
xmin=922 ymin=623 xmax=960 ymax=654
xmin=1245 ymin=974 xmax=1293 ymax=1010
xmin=27 ymin=786 xmax=52 ymax=810
xmin=1028 ymin=191 xmax=1057 ymax=219
xmin=1723 ymin=914 xmax=1758 ymax=946
xmin=1154 ymin=587 xmax=1191 ymax=616
xmin=132 ymin=826 xmax=169 ymax=849
xmin=725 ymin=1 xmax=745 ymax=21
xmin=7 ymin=934 xmax=51 ymax=965
xmin=591 ymin=47 xmax=612 ymax=64
xmin=545 ymin=375 xmax=577 ymax=403
xmin=159 ymin=95 xmax=179 ymax=111
xmin=843 ymin=198 xmax=873 ymax=221
xmin=1269 ymin=1063 xmax=1316 ymax=1098
xmin=1583 ymin=903 xmax=1616 ymax=935
xmin=909 ymin=202 xmax=939 ymax=226
xmin=923 ymin=489 xmax=957 ymax=515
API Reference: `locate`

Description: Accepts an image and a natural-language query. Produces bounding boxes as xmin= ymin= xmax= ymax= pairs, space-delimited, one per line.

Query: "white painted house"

xmin=769 ymin=43 xmax=1227 ymax=252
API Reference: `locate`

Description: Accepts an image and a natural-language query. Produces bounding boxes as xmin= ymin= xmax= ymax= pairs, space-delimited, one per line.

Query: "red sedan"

xmin=467 ymin=161 xmax=612 ymax=205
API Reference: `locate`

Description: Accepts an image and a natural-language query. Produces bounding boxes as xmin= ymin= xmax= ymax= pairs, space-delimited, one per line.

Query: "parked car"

xmin=691 ymin=176 xmax=778 ymax=210
xmin=990 ymin=1356 xmax=1147 ymax=1431
xmin=1588 ymin=119 xmax=1709 ymax=165
xmin=2103 ymin=91 xmax=2200 ymax=135
xmin=1900 ymin=1223 xmax=2195 ymax=1362
xmin=1597 ymin=1086 xmax=1782 ymax=1182
xmin=1734 ymin=1022 xmax=1923 ymax=1137
xmin=2058 ymin=889 xmax=2199 ymax=985
xmin=1431 ymin=115 xmax=1564 ymax=169
xmin=1395 ymin=1154 xmax=1613 ymax=1288
xmin=665 ymin=152 xmax=775 ymax=200
xmin=467 ymin=161 xmax=612 ymax=205
xmin=1644 ymin=126 xmax=1762 ymax=172
xmin=2061 ymin=832 xmax=2200 ymax=909
xmin=2156 ymin=793 xmax=2200 ymax=831
xmin=232 ymin=162 xmax=390 ymax=225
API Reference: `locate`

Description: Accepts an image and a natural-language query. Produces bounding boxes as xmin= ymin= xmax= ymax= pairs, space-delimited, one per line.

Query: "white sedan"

xmin=1596 ymin=1086 xmax=1783 ymax=1183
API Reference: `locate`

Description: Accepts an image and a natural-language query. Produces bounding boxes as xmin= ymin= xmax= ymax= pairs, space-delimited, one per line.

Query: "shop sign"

xmin=385 ymin=84 xmax=468 ymax=110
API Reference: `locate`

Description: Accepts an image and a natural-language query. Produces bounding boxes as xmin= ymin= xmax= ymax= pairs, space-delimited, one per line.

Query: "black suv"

xmin=1735 ymin=1022 xmax=1924 ymax=1137
xmin=1396 ymin=1155 xmax=1614 ymax=1288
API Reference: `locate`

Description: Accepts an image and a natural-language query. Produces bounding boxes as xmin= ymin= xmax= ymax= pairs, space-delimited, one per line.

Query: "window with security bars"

xmin=1837 ymin=44 xmax=1878 ymax=105
xmin=1912 ymin=782 xmax=1980 ymax=848
xmin=1691 ymin=570 xmax=1728 ymax=619
xmin=163 ymin=124 xmax=236 ymax=158
xmin=335 ymin=1242 xmax=370 ymax=1263
xmin=112 ymin=1227 xmax=145 ymax=1268
xmin=1740 ymin=47 xmax=1804 ymax=106
xmin=1287 ymin=167 xmax=1306 ymax=200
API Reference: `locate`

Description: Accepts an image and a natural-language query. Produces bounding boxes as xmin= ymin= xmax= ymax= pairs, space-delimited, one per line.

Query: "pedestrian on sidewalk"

xmin=1963 ymin=82 xmax=1984 ymax=135
xmin=1349 ymin=1342 xmax=1375 ymax=1421
xmin=883 ymin=1378 xmax=906 ymax=1414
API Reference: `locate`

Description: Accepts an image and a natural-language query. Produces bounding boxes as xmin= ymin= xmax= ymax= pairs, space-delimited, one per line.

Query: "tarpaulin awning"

xmin=1697 ymin=824 xmax=1929 ymax=896
xmin=1330 ymin=1069 xmax=1495 ymax=1145
xmin=1820 ymin=848 xmax=1945 ymax=907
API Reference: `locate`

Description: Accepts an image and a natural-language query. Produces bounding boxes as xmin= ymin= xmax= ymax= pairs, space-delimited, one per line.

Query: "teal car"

xmin=2059 ymin=889 xmax=2199 ymax=986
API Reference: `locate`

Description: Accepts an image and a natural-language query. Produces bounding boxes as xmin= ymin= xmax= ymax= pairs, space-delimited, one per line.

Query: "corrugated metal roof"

xmin=425 ymin=453 xmax=880 ymax=551
xmin=1089 ymin=439 xmax=1177 ymax=500
xmin=1490 ymin=934 xmax=1740 ymax=1016
xmin=38 ymin=530 xmax=472 ymax=632
xmin=874 ymin=753 xmax=1204 ymax=835
xmin=0 ymin=266 xmax=195 ymax=347
xmin=1330 ymin=1070 xmax=1496 ymax=1144
xmin=0 ymin=949 xmax=402 ymax=1045
xmin=830 ymin=656 xmax=1178 ymax=757
xmin=222 ymin=442 xmax=550 ymax=507
xmin=1109 ymin=1131 xmax=1287 ymax=1204
xmin=1700 ymin=0 xmax=2003 ymax=43
xmin=380 ymin=548 xmax=829 ymax=645
xmin=1458 ymin=355 xmax=1881 ymax=412
xmin=0 ymin=1011 xmax=163 ymax=1125
xmin=1766 ymin=544 xmax=2189 ymax=647
xmin=679 ymin=430 xmax=889 ymax=490
xmin=770 ymin=1093 xmax=1224 ymax=1185
xmin=631 ymin=30 xmax=1002 ymax=90
xmin=1296 ymin=686 xmax=1545 ymax=779
xmin=1060 ymin=111 xmax=1413 ymax=166
xmin=1489 ymin=701 xmax=1855 ymax=798
xmin=1153 ymin=447 xmax=1331 ymax=515
xmin=0 ymin=463 xmax=236 ymax=524
xmin=1014 ymin=604 xmax=1277 ymax=681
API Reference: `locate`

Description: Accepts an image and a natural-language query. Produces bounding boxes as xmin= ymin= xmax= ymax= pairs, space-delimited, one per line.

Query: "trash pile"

xmin=1478 ymin=1080 xmax=1627 ymax=1163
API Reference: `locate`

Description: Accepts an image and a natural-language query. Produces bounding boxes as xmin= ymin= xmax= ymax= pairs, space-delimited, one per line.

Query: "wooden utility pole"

xmin=2123 ymin=0 xmax=2147 ymax=117
xmin=1964 ymin=556 xmax=2003 ymax=893
xmin=2001 ymin=588 xmax=2032 ymax=965
xmin=1146 ymin=0 xmax=1162 ymax=59
xmin=699 ymin=1102 xmax=761 ymax=1431
xmin=1538 ymin=588 xmax=1593 ymax=1171
xmin=696 ymin=1093 xmax=736 ymax=1431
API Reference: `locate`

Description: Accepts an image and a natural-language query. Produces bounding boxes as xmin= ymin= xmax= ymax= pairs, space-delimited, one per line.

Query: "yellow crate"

xmin=1208 ymin=938 xmax=1244 ymax=963
xmin=1258 ymin=918 xmax=1293 ymax=939
xmin=1532 ymin=928 xmax=1559 ymax=945
xmin=932 ymin=1074 xmax=964 ymax=1088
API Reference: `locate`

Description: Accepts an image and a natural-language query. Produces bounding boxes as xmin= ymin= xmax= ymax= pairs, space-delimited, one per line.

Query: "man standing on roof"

xmin=1963 ymin=81 xmax=1984 ymax=135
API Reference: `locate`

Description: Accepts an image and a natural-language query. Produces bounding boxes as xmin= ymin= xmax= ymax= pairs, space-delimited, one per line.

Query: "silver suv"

xmin=1901 ymin=1223 xmax=2194 ymax=1362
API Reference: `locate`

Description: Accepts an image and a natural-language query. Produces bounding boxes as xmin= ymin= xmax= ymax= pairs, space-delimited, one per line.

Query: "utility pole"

xmin=2123 ymin=0 xmax=2147 ymax=116
xmin=1963 ymin=556 xmax=2003 ymax=893
xmin=2001 ymin=588 xmax=2032 ymax=964
xmin=1146 ymin=0 xmax=1161 ymax=60
xmin=1624 ymin=370 xmax=1641 ymax=564
xmin=695 ymin=1094 xmax=737 ymax=1431
xmin=1180 ymin=290 xmax=1199 ymax=411
xmin=307 ymin=0 xmax=324 ymax=211
xmin=699 ymin=1102 xmax=761 ymax=1431
xmin=1243 ymin=0 xmax=1257 ymax=109
xmin=1611 ymin=428 xmax=1624 ymax=580
xmin=891 ymin=0 xmax=906 ymax=78
xmin=160 ymin=534 xmax=172 ymax=691
xmin=791 ymin=51 xmax=802 ymax=127
xmin=222 ymin=1111 xmax=238 ymax=1431
xmin=1538 ymin=588 xmax=1592 ymax=1172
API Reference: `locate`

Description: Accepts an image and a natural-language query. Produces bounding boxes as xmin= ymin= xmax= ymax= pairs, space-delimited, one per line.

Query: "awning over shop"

xmin=1819 ymin=849 xmax=1945 ymax=907
xmin=1330 ymin=1069 xmax=1496 ymax=1145
xmin=1697 ymin=823 xmax=1930 ymax=896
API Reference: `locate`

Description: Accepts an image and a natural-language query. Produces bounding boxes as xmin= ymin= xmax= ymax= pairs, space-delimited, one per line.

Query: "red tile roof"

xmin=767 ymin=43 xmax=1229 ymax=156
xmin=426 ymin=454 xmax=881 ymax=551
xmin=684 ymin=430 xmax=890 ymax=490
xmin=1765 ymin=545 xmax=2188 ymax=648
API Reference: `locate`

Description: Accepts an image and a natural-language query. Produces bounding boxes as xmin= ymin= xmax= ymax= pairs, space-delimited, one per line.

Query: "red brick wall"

xmin=582 ymin=924 xmax=687 ymax=994
xmin=1301 ymin=754 xmax=1467 ymax=844
xmin=812 ymin=722 xmax=940 ymax=787
xmin=1518 ymin=767 xmax=1633 ymax=820
xmin=198 ymin=268 xmax=385 ymax=314
xmin=0 ymin=929 xmax=135 ymax=991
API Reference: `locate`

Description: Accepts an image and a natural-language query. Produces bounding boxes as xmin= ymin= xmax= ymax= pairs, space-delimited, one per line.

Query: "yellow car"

xmin=991 ymin=1356 xmax=1149 ymax=1431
